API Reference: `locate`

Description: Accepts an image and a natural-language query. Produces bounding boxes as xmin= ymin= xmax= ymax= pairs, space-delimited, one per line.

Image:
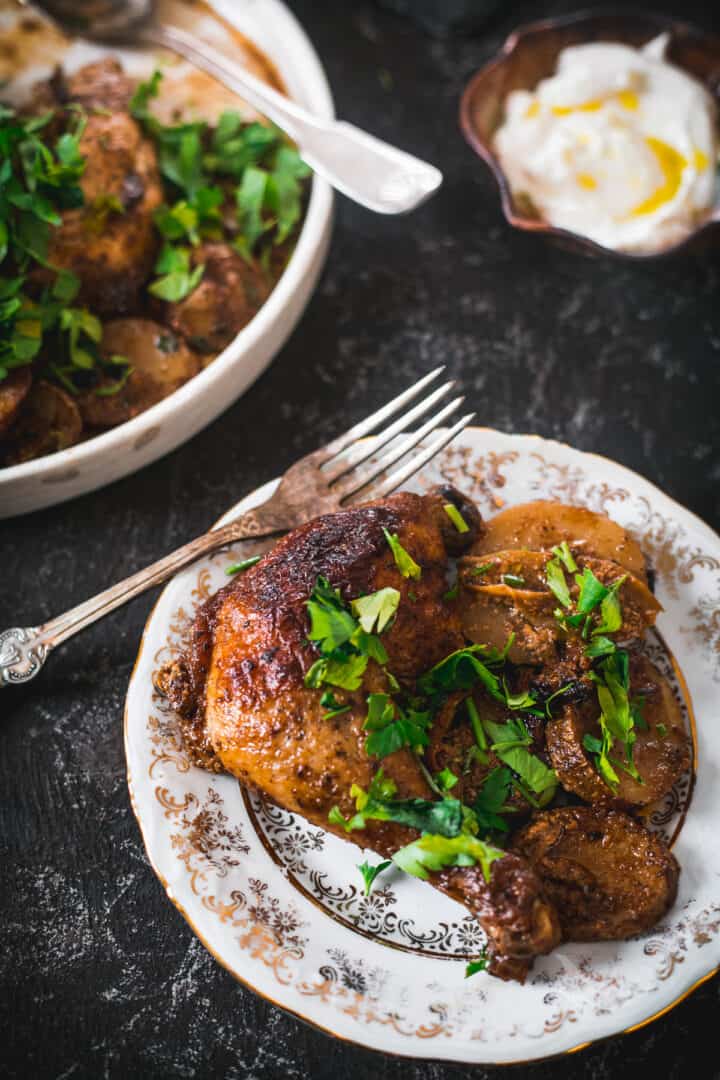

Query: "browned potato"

xmin=547 ymin=656 xmax=691 ymax=807
xmin=459 ymin=550 xmax=661 ymax=666
xmin=163 ymin=243 xmax=271 ymax=353
xmin=34 ymin=60 xmax=163 ymax=315
xmin=512 ymin=806 xmax=679 ymax=940
xmin=471 ymin=501 xmax=647 ymax=582
xmin=0 ymin=367 xmax=32 ymax=437
xmin=78 ymin=319 xmax=200 ymax=428
xmin=2 ymin=381 xmax=81 ymax=464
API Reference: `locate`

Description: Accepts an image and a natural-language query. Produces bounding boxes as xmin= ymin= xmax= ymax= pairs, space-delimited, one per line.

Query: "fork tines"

xmin=319 ymin=368 xmax=474 ymax=503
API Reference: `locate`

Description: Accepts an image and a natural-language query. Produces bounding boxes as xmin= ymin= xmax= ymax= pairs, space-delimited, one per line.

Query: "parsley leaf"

xmin=483 ymin=717 xmax=557 ymax=796
xmin=148 ymin=244 xmax=205 ymax=302
xmin=435 ymin=767 xmax=459 ymax=793
xmin=443 ymin=502 xmax=469 ymax=533
xmin=393 ymin=833 xmax=505 ymax=883
xmin=473 ymin=766 xmax=513 ymax=833
xmin=351 ymin=587 xmax=400 ymax=634
xmin=585 ymin=635 xmax=616 ymax=659
xmin=306 ymin=576 xmax=358 ymax=652
xmin=585 ymin=650 xmax=642 ymax=790
xmin=226 ymin=555 xmax=261 ymax=575
xmin=330 ymin=769 xmax=464 ymax=836
xmin=593 ymin=576 xmax=626 ymax=635
xmin=502 ymin=573 xmax=525 ymax=588
xmin=363 ymin=693 xmax=432 ymax=758
xmin=383 ymin=527 xmax=421 ymax=580
xmin=552 ymin=541 xmax=578 ymax=573
xmin=574 ymin=567 xmax=608 ymax=614
xmin=320 ymin=690 xmax=351 ymax=719
xmin=465 ymin=946 xmax=489 ymax=978
xmin=357 ymin=860 xmax=392 ymax=896
xmin=545 ymin=557 xmax=571 ymax=608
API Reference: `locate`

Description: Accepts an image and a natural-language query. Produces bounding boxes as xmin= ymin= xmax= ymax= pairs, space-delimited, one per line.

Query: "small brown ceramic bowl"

xmin=459 ymin=9 xmax=720 ymax=260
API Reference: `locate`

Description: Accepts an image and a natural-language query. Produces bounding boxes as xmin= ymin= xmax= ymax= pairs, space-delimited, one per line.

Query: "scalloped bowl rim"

xmin=459 ymin=8 xmax=720 ymax=261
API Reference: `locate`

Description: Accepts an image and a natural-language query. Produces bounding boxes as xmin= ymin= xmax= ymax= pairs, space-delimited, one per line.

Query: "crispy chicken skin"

xmin=34 ymin=60 xmax=163 ymax=314
xmin=158 ymin=488 xmax=561 ymax=977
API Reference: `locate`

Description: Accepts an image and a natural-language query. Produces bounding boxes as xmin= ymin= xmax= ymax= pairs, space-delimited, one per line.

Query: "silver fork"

xmin=0 ymin=369 xmax=474 ymax=687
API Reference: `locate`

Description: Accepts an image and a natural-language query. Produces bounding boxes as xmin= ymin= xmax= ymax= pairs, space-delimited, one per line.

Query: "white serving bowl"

xmin=0 ymin=0 xmax=334 ymax=519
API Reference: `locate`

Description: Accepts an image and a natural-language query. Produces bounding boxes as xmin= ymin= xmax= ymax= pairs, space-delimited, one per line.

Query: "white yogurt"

xmin=493 ymin=35 xmax=718 ymax=253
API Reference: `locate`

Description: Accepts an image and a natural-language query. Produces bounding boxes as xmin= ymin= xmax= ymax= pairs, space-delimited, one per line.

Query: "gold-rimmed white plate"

xmin=125 ymin=427 xmax=720 ymax=1064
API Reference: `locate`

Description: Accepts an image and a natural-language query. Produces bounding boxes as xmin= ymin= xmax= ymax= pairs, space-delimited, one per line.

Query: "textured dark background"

xmin=3 ymin=0 xmax=720 ymax=1076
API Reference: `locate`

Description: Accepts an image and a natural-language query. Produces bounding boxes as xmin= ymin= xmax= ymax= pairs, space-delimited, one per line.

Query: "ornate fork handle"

xmin=0 ymin=506 xmax=283 ymax=688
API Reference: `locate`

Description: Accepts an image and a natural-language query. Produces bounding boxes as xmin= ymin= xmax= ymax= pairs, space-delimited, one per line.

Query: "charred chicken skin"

xmin=158 ymin=492 xmax=686 ymax=982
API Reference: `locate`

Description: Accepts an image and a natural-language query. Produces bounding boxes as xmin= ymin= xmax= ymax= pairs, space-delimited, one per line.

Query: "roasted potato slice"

xmin=547 ymin=655 xmax=690 ymax=807
xmin=471 ymin=501 xmax=647 ymax=582
xmin=163 ymin=243 xmax=271 ymax=353
xmin=78 ymin=320 xmax=200 ymax=428
xmin=459 ymin=550 xmax=660 ymax=666
xmin=2 ymin=381 xmax=82 ymax=464
xmin=512 ymin=806 xmax=679 ymax=940
xmin=0 ymin=366 xmax=32 ymax=437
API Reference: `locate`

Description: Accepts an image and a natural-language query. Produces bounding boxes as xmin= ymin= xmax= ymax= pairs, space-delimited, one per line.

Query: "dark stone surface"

xmin=2 ymin=1 xmax=719 ymax=1076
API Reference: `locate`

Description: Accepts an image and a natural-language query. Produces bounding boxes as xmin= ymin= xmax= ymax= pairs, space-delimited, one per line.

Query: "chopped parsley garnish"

xmin=481 ymin=716 xmax=557 ymax=798
xmin=584 ymin=635 xmax=616 ymax=659
xmin=552 ymin=541 xmax=578 ymax=572
xmin=383 ymin=527 xmax=421 ymax=580
xmin=443 ymin=502 xmax=469 ymax=533
xmin=320 ymin=690 xmax=350 ymax=719
xmin=467 ymin=697 xmax=488 ymax=754
xmin=351 ymin=587 xmax=400 ymax=634
xmin=443 ymin=582 xmax=459 ymax=602
xmin=593 ymin=576 xmax=626 ymax=635
xmin=465 ymin=946 xmax=489 ymax=978
xmin=418 ymin=638 xmax=537 ymax=713
xmin=148 ymin=243 xmax=205 ymax=302
xmin=363 ymin=692 xmax=432 ymax=758
xmin=502 ymin=573 xmax=525 ymax=588
xmin=306 ymin=576 xmax=358 ymax=652
xmin=435 ymin=767 xmax=459 ymax=793
xmin=543 ymin=681 xmax=575 ymax=719
xmin=584 ymin=650 xmax=643 ymax=790
xmin=473 ymin=766 xmax=513 ymax=833
xmin=469 ymin=562 xmax=492 ymax=577
xmin=357 ymin=859 xmax=392 ymax=896
xmin=329 ymin=769 xmax=463 ymax=836
xmin=0 ymin=106 xmax=126 ymax=392
xmin=303 ymin=576 xmax=388 ymax=692
xmin=656 ymin=723 xmax=668 ymax=738
xmin=225 ymin=554 xmax=261 ymax=575
xmin=392 ymin=832 xmax=504 ymax=883
xmin=545 ymin=557 xmax=572 ymax=609
xmin=131 ymin=70 xmax=310 ymax=268
xmin=574 ymin=567 xmax=608 ymax=615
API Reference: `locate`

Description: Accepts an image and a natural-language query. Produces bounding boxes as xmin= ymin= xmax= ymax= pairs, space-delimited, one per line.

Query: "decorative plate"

xmin=125 ymin=428 xmax=720 ymax=1064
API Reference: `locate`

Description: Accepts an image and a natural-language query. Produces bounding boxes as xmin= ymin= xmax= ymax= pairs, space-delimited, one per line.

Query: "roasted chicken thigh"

xmin=158 ymin=490 xmax=684 ymax=982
